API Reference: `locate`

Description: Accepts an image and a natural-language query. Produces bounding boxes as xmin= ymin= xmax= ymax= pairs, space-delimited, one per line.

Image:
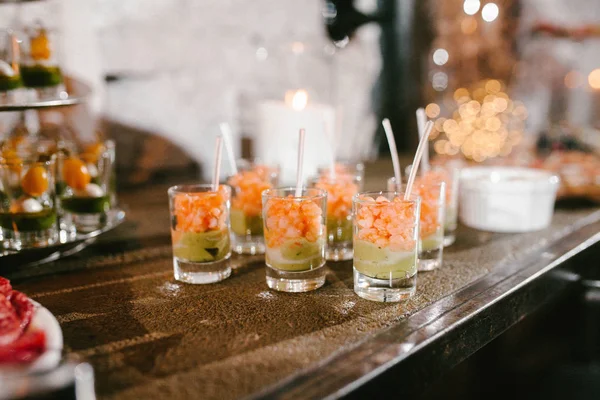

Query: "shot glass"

xmin=404 ymin=164 xmax=459 ymax=247
xmin=0 ymin=156 xmax=58 ymax=250
xmin=1 ymin=135 xmax=36 ymax=160
xmin=353 ymin=191 xmax=420 ymax=302
xmin=310 ymin=174 xmax=359 ymax=261
xmin=0 ymin=29 xmax=23 ymax=101
xmin=59 ymin=140 xmax=115 ymax=233
xmin=262 ymin=187 xmax=327 ymax=292
xmin=20 ymin=23 xmax=64 ymax=97
xmin=169 ymin=184 xmax=232 ymax=284
xmin=438 ymin=165 xmax=460 ymax=247
xmin=318 ymin=161 xmax=365 ymax=185
xmin=389 ymin=177 xmax=445 ymax=271
xmin=227 ymin=160 xmax=278 ymax=255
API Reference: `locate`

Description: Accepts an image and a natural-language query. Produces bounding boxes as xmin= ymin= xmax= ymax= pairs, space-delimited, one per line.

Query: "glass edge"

xmin=262 ymin=186 xmax=327 ymax=199
xmin=168 ymin=184 xmax=231 ymax=195
xmin=353 ymin=191 xmax=420 ymax=204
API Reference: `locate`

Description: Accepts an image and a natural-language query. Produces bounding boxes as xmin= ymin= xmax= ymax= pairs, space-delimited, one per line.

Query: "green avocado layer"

xmin=326 ymin=216 xmax=352 ymax=243
xmin=266 ymin=238 xmax=324 ymax=272
xmin=0 ymin=74 xmax=22 ymax=92
xmin=20 ymin=65 xmax=63 ymax=88
xmin=420 ymin=232 xmax=443 ymax=252
xmin=230 ymin=208 xmax=263 ymax=236
xmin=445 ymin=207 xmax=458 ymax=230
xmin=353 ymin=239 xmax=416 ymax=279
xmin=172 ymin=229 xmax=230 ymax=262
xmin=61 ymin=195 xmax=111 ymax=214
xmin=0 ymin=208 xmax=57 ymax=231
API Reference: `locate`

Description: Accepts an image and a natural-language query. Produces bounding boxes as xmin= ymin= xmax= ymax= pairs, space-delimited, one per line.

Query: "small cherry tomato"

xmin=81 ymin=142 xmax=106 ymax=163
xmin=30 ymin=29 xmax=51 ymax=61
xmin=21 ymin=165 xmax=49 ymax=197
xmin=1 ymin=150 xmax=23 ymax=174
xmin=63 ymin=157 xmax=91 ymax=190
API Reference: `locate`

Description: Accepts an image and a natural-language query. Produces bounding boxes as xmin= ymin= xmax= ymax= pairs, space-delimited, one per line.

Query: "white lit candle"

xmin=255 ymin=90 xmax=336 ymax=185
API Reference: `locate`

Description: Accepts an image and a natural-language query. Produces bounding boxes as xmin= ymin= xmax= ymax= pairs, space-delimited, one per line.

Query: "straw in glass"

xmin=382 ymin=118 xmax=402 ymax=190
xmin=404 ymin=121 xmax=434 ymax=200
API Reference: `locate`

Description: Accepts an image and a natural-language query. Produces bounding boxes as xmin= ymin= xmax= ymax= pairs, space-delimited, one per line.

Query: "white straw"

xmin=335 ymin=107 xmax=344 ymax=143
xmin=212 ymin=135 xmax=223 ymax=192
xmin=416 ymin=108 xmax=430 ymax=174
xmin=295 ymin=128 xmax=306 ymax=197
xmin=323 ymin=117 xmax=336 ymax=179
xmin=382 ymin=118 xmax=401 ymax=189
xmin=219 ymin=122 xmax=238 ymax=175
xmin=332 ymin=107 xmax=344 ymax=178
xmin=404 ymin=121 xmax=434 ymax=200
xmin=329 ymin=153 xmax=336 ymax=179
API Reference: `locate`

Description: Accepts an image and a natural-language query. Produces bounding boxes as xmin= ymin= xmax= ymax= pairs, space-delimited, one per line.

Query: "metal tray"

xmin=0 ymin=208 xmax=125 ymax=268
xmin=0 ymin=76 xmax=91 ymax=112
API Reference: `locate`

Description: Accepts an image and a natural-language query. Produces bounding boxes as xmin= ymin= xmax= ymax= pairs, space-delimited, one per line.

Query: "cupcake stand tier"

xmin=0 ymin=76 xmax=126 ymax=267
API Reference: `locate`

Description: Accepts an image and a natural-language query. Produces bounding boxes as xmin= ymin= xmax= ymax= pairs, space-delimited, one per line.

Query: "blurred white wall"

xmin=1 ymin=0 xmax=381 ymax=179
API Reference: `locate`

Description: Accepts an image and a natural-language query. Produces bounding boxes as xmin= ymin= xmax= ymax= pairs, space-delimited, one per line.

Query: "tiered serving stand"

xmin=0 ymin=77 xmax=126 ymax=267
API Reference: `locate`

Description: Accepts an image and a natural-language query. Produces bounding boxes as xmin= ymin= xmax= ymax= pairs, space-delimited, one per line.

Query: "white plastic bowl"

xmin=459 ymin=167 xmax=560 ymax=232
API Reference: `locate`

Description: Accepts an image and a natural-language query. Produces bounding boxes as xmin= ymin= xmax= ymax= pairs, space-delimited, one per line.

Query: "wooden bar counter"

xmin=4 ymin=160 xmax=600 ymax=400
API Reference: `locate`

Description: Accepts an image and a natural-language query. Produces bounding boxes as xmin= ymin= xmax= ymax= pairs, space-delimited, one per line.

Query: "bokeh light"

xmin=453 ymin=88 xmax=470 ymax=103
xmin=589 ymin=69 xmax=600 ymax=90
xmin=485 ymin=79 xmax=501 ymax=93
xmin=286 ymin=89 xmax=308 ymax=111
xmin=434 ymin=118 xmax=447 ymax=131
xmin=443 ymin=119 xmax=459 ymax=134
xmin=463 ymin=0 xmax=480 ymax=15
xmin=291 ymin=41 xmax=305 ymax=54
xmin=255 ymin=47 xmax=268 ymax=61
xmin=493 ymin=97 xmax=508 ymax=112
xmin=425 ymin=103 xmax=441 ymax=118
xmin=432 ymin=71 xmax=449 ymax=91
xmin=433 ymin=49 xmax=449 ymax=66
xmin=481 ymin=3 xmax=499 ymax=22
xmin=430 ymin=79 xmax=528 ymax=162
xmin=434 ymin=139 xmax=448 ymax=155
xmin=564 ymin=70 xmax=583 ymax=89
xmin=461 ymin=17 xmax=478 ymax=34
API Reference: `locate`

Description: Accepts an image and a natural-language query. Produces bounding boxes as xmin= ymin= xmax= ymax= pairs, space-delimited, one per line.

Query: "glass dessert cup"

xmin=228 ymin=160 xmax=279 ymax=255
xmin=0 ymin=156 xmax=58 ymax=250
xmin=0 ymin=29 xmax=23 ymax=103
xmin=317 ymin=161 xmax=365 ymax=185
xmin=353 ymin=191 xmax=420 ymax=302
xmin=262 ymin=187 xmax=327 ymax=292
xmin=389 ymin=177 xmax=446 ymax=271
xmin=169 ymin=184 xmax=232 ymax=284
xmin=19 ymin=24 xmax=64 ymax=98
xmin=404 ymin=164 xmax=459 ymax=247
xmin=311 ymin=174 xmax=359 ymax=261
xmin=437 ymin=165 xmax=460 ymax=247
xmin=58 ymin=140 xmax=115 ymax=233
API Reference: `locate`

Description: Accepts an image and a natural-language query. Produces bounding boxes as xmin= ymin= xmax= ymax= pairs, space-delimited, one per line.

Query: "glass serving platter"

xmin=0 ymin=208 xmax=125 ymax=268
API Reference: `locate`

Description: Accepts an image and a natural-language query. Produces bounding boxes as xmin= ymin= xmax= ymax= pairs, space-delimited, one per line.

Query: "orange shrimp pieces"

xmin=411 ymin=178 xmax=444 ymax=238
xmin=228 ymin=170 xmax=272 ymax=217
xmin=314 ymin=178 xmax=357 ymax=220
xmin=355 ymin=196 xmax=417 ymax=251
xmin=264 ymin=196 xmax=324 ymax=247
xmin=173 ymin=186 xmax=229 ymax=233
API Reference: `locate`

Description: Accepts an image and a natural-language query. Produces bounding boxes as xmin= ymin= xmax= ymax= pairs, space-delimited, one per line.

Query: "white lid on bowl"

xmin=460 ymin=167 xmax=560 ymax=193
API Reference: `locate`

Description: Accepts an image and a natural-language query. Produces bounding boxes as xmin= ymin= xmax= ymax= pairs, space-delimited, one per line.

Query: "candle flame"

xmin=286 ymin=89 xmax=308 ymax=111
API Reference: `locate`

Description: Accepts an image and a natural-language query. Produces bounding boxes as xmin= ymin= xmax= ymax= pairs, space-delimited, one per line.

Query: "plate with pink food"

xmin=0 ymin=277 xmax=62 ymax=374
